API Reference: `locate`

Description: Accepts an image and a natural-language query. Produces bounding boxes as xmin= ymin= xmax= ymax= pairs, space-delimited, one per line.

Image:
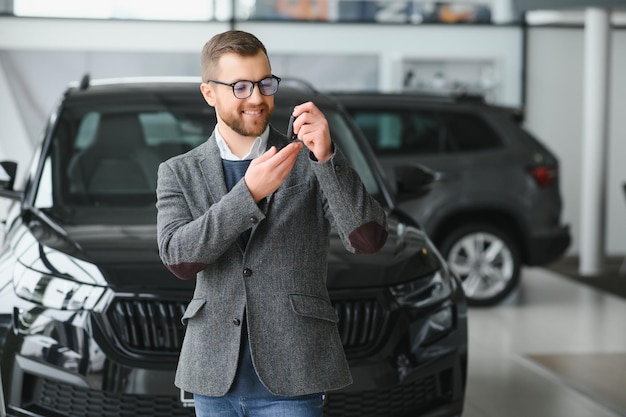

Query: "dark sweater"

xmin=222 ymin=158 xmax=274 ymax=397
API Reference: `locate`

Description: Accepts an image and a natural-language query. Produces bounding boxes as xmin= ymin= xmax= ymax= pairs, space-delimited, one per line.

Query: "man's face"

xmin=200 ymin=51 xmax=274 ymax=140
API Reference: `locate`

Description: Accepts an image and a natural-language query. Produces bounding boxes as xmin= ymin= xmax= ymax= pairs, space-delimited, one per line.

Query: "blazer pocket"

xmin=275 ymin=181 xmax=309 ymax=199
xmin=289 ymin=293 xmax=338 ymax=323
xmin=181 ymin=298 xmax=206 ymax=326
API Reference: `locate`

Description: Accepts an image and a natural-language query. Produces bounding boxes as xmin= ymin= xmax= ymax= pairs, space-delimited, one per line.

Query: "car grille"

xmin=106 ymin=297 xmax=387 ymax=355
xmin=335 ymin=298 xmax=386 ymax=350
xmin=107 ymin=299 xmax=187 ymax=353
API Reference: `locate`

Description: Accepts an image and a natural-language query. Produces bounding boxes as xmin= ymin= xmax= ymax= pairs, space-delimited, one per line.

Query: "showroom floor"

xmin=463 ymin=265 xmax=626 ymax=417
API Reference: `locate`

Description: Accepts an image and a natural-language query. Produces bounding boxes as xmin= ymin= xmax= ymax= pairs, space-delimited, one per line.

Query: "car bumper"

xmin=2 ymin=351 xmax=465 ymax=417
xmin=526 ymin=224 xmax=571 ymax=265
xmin=1 ymin=286 xmax=467 ymax=417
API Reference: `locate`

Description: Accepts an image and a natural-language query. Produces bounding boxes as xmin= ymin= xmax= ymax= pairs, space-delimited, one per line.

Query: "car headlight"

xmin=13 ymin=262 xmax=106 ymax=310
xmin=389 ymin=270 xmax=452 ymax=308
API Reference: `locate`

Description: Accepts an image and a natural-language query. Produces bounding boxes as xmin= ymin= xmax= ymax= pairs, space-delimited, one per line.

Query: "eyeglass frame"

xmin=206 ymin=75 xmax=281 ymax=99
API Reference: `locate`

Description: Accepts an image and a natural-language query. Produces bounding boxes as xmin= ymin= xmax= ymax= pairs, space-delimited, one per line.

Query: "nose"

xmin=246 ymin=83 xmax=265 ymax=103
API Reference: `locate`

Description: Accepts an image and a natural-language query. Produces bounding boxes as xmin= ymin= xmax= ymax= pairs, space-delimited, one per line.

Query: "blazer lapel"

xmin=199 ymin=135 xmax=228 ymax=204
xmin=198 ymin=134 xmax=248 ymax=253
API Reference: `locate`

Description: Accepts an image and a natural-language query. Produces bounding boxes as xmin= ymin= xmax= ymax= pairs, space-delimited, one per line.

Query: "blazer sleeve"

xmin=156 ymin=159 xmax=265 ymax=279
xmin=310 ymin=147 xmax=388 ymax=255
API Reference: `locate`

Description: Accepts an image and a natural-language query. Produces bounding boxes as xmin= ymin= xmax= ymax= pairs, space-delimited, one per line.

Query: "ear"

xmin=200 ymin=82 xmax=216 ymax=107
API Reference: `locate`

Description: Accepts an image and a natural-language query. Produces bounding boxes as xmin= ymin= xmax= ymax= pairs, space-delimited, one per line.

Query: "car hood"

xmin=22 ymin=209 xmax=440 ymax=291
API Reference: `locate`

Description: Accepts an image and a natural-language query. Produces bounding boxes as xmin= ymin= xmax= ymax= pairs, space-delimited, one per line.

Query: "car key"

xmin=286 ymin=109 xmax=298 ymax=143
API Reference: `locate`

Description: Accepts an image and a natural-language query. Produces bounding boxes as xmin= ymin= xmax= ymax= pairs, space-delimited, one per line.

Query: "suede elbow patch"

xmin=349 ymin=221 xmax=388 ymax=254
xmin=165 ymin=262 xmax=208 ymax=280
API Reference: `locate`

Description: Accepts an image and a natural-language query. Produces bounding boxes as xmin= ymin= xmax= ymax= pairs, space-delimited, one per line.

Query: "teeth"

xmin=243 ymin=110 xmax=261 ymax=115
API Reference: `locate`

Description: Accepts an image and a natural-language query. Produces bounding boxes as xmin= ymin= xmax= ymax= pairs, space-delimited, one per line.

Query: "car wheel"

xmin=439 ymin=223 xmax=521 ymax=306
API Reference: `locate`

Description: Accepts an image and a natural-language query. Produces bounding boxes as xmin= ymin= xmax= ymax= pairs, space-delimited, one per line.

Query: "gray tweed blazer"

xmin=156 ymin=126 xmax=388 ymax=397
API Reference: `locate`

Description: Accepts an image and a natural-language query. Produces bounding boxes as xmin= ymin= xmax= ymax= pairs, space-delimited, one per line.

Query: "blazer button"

xmin=250 ymin=216 xmax=258 ymax=224
xmin=233 ymin=318 xmax=241 ymax=326
xmin=243 ymin=268 xmax=252 ymax=277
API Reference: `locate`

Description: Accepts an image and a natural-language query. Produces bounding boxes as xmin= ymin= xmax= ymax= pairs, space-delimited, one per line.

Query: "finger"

xmin=254 ymin=142 xmax=300 ymax=170
xmin=293 ymin=101 xmax=319 ymax=117
xmin=292 ymin=102 xmax=307 ymax=118
xmin=275 ymin=142 xmax=303 ymax=163
xmin=276 ymin=141 xmax=302 ymax=156
xmin=250 ymin=146 xmax=277 ymax=168
xmin=258 ymin=146 xmax=277 ymax=161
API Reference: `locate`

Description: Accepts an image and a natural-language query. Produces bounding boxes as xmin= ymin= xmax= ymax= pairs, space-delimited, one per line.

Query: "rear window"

xmin=350 ymin=108 xmax=502 ymax=155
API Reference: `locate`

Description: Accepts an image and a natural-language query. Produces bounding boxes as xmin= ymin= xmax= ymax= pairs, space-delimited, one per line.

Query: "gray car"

xmin=332 ymin=92 xmax=570 ymax=306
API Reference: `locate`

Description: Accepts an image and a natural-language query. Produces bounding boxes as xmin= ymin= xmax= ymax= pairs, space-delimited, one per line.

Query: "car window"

xmin=406 ymin=112 xmax=441 ymax=153
xmin=442 ymin=112 xmax=502 ymax=151
xmin=350 ymin=108 xmax=501 ymax=155
xmin=63 ymin=110 xmax=205 ymax=204
xmin=140 ymin=112 xmax=207 ymax=148
xmin=326 ymin=112 xmax=380 ymax=195
xmin=352 ymin=110 xmax=443 ymax=155
xmin=43 ymin=98 xmax=382 ymax=225
xmin=74 ymin=112 xmax=100 ymax=150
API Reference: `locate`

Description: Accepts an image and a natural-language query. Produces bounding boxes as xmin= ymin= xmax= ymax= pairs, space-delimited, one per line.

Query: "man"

xmin=156 ymin=30 xmax=388 ymax=417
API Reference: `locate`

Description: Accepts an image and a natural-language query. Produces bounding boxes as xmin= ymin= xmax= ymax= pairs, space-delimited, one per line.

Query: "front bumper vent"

xmin=30 ymin=378 xmax=195 ymax=417
xmin=324 ymin=375 xmax=440 ymax=417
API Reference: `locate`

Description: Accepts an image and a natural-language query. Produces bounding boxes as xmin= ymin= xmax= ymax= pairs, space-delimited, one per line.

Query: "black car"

xmin=0 ymin=77 xmax=467 ymax=417
xmin=332 ymin=91 xmax=571 ymax=306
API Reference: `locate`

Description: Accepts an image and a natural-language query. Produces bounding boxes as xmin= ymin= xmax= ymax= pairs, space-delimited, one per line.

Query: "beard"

xmin=221 ymin=104 xmax=273 ymax=138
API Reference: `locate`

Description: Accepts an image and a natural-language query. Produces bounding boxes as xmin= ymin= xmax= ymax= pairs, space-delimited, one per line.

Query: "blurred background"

xmin=2 ymin=2 xmax=626 ymax=417
xmin=1 ymin=0 xmax=625 ymax=263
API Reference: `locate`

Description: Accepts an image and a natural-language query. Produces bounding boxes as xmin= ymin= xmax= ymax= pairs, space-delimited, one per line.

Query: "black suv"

xmin=0 ymin=78 xmax=467 ymax=417
xmin=333 ymin=92 xmax=570 ymax=306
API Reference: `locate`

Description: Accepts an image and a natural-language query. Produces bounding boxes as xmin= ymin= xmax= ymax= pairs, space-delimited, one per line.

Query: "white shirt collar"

xmin=214 ymin=126 xmax=270 ymax=161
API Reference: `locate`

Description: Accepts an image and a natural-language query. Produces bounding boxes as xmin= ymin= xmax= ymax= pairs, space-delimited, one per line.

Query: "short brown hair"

xmin=200 ymin=30 xmax=269 ymax=82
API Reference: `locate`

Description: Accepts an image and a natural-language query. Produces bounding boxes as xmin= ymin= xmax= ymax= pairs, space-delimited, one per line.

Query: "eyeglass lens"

xmin=233 ymin=77 xmax=278 ymax=98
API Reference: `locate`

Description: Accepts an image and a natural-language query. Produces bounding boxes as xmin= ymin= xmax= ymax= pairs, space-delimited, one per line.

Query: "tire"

xmin=439 ymin=223 xmax=521 ymax=307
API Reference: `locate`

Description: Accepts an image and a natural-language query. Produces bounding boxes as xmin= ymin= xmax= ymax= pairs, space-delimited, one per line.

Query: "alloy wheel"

xmin=446 ymin=231 xmax=515 ymax=302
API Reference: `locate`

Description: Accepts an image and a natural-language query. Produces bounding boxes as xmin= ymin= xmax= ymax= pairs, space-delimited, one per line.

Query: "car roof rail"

xmin=279 ymin=77 xmax=318 ymax=94
xmin=453 ymin=92 xmax=486 ymax=103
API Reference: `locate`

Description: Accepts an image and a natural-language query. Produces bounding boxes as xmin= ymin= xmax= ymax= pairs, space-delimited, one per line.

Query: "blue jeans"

xmin=193 ymin=393 xmax=324 ymax=417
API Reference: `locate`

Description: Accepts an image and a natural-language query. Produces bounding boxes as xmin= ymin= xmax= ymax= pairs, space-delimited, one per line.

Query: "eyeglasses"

xmin=207 ymin=75 xmax=281 ymax=99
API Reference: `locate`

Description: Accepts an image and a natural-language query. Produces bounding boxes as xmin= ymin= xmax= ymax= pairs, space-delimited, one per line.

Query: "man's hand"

xmin=244 ymin=142 xmax=303 ymax=203
xmin=291 ymin=102 xmax=333 ymax=163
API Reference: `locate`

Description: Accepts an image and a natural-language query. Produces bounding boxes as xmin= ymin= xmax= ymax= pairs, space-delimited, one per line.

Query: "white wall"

xmin=524 ymin=27 xmax=626 ymax=255
xmin=0 ymin=15 xmax=523 ymax=181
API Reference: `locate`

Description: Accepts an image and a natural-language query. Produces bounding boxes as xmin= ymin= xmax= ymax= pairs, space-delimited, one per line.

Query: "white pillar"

xmin=378 ymin=53 xmax=403 ymax=93
xmin=579 ymin=7 xmax=611 ymax=276
xmin=491 ymin=0 xmax=514 ymax=24
xmin=0 ymin=59 xmax=33 ymax=179
xmin=0 ymin=58 xmax=33 ymax=219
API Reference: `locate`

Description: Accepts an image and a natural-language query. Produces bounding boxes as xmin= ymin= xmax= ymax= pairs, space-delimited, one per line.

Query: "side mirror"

xmin=394 ymin=164 xmax=437 ymax=199
xmin=0 ymin=161 xmax=22 ymax=200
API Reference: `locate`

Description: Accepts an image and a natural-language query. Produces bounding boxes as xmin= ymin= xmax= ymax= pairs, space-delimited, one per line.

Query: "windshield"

xmin=41 ymin=93 xmax=383 ymax=225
